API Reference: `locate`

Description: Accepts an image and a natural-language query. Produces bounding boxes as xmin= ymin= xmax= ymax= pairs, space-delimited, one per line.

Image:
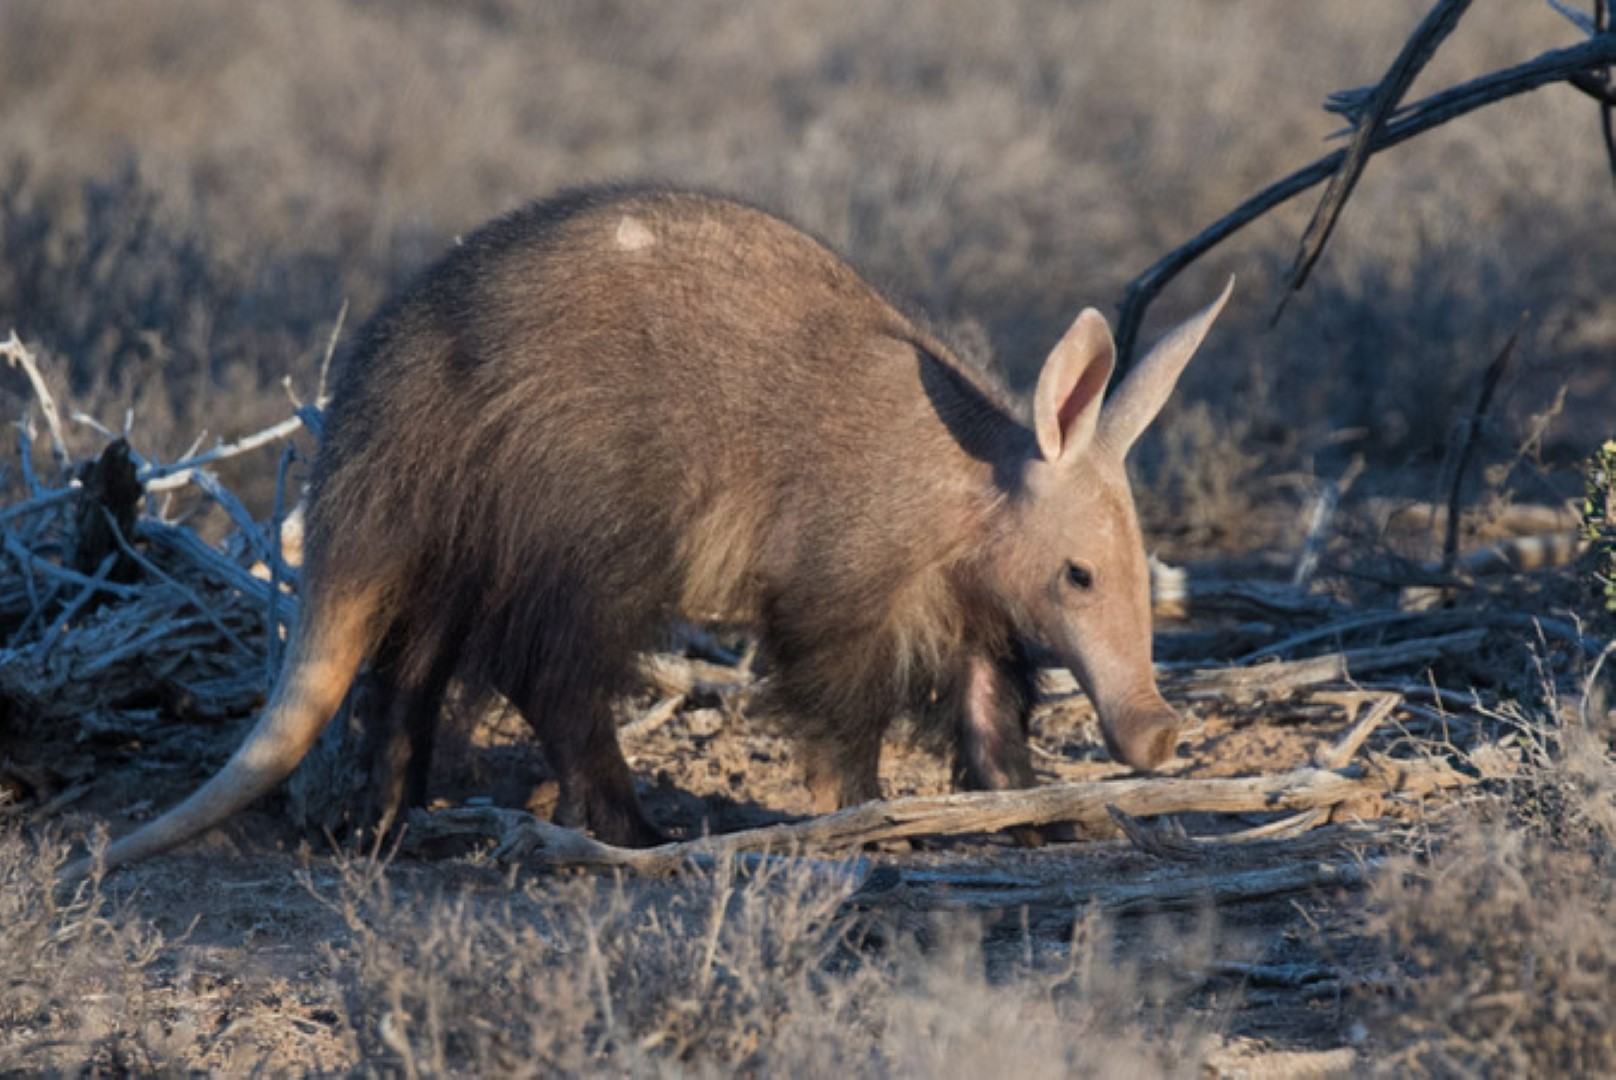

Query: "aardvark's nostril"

xmin=1102 ymin=704 xmax=1181 ymax=772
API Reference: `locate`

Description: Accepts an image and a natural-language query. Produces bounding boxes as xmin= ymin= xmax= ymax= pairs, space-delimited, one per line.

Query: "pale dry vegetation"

xmin=0 ymin=828 xmax=176 ymax=1074
xmin=315 ymin=852 xmax=1211 ymax=1077
xmin=1 ymin=1 xmax=1615 ymax=1076
xmin=1 ymin=1 xmax=1611 ymax=513
xmin=1 ymin=825 xmax=1212 ymax=1075
xmin=1363 ymin=696 xmax=1616 ymax=1076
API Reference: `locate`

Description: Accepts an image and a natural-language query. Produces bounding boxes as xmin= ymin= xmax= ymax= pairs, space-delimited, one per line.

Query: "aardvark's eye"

xmin=1064 ymin=561 xmax=1094 ymax=591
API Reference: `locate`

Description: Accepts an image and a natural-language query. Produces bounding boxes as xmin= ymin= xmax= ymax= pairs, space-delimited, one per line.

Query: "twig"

xmin=928 ymin=857 xmax=1373 ymax=916
xmin=1105 ymin=807 xmax=1363 ymax=862
xmin=266 ymin=445 xmax=296 ymax=681
xmin=2 ymin=526 xmax=41 ymax=620
xmin=0 ymin=488 xmax=76 ymax=525
xmin=407 ymin=764 xmax=1457 ymax=872
xmin=1556 ymin=0 xmax=1616 ymax=188
xmin=15 ymin=416 xmax=41 ymax=498
xmin=25 ymin=781 xmax=91 ymax=822
xmin=96 ymin=507 xmax=254 ymax=656
xmin=1552 ymin=0 xmax=1600 ymax=35
xmin=1109 ymin=693 xmax=1401 ymax=860
xmin=1113 ymin=32 xmax=1616 ymax=369
xmin=317 ymin=300 xmax=347 ymax=405
xmin=141 ymin=414 xmax=313 ymax=492
xmin=3 ymin=532 xmax=141 ymax=598
xmin=0 ymin=331 xmax=69 ymax=473
xmin=1206 ymin=960 xmax=1344 ymax=990
xmin=1238 ymin=609 xmax=1429 ymax=664
xmin=1601 ymin=0 xmax=1616 ymax=196
xmin=1322 ymin=693 xmax=1402 ymax=768
xmin=1292 ymin=455 xmax=1365 ymax=588
xmin=1142 ymin=575 xmax=1346 ymax=627
xmin=1168 ymin=628 xmax=1488 ymax=701
xmin=1359 ymin=679 xmax=1481 ymax=712
xmin=620 ymin=694 xmax=687 ymax=741
xmin=1442 ymin=318 xmax=1524 ymax=571
xmin=1275 ymin=0 xmax=1472 ymax=322
xmin=188 ymin=470 xmax=297 ymax=584
xmin=35 ymin=552 xmax=117 ymax=658
xmin=140 ymin=520 xmax=282 ymax=610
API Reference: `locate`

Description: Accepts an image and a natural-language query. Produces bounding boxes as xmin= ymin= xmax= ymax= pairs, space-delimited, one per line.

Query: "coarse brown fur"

xmin=86 ymin=184 xmax=1230 ymax=870
xmin=309 ymin=185 xmax=1039 ymax=842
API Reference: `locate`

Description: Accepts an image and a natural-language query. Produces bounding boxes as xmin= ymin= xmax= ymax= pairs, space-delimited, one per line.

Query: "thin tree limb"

xmin=407 ymin=764 xmax=1443 ymax=873
xmin=267 ymin=444 xmax=296 ymax=681
xmin=918 ymin=857 xmax=1372 ymax=915
xmin=1600 ymin=0 xmax=1616 ymax=192
xmin=1442 ymin=317 xmax=1524 ymax=571
xmin=96 ymin=507 xmax=253 ymax=656
xmin=1113 ymin=32 xmax=1616 ymax=370
xmin=1109 ymin=693 xmax=1401 ymax=860
xmin=0 ymin=332 xmax=69 ymax=473
xmin=1275 ymin=0 xmax=1472 ymax=322
xmin=141 ymin=414 xmax=312 ymax=492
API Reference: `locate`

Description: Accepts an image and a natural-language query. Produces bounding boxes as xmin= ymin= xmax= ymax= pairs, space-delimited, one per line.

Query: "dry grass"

xmin=1361 ymin=674 xmax=1616 ymax=1076
xmin=306 ymin=849 xmax=1213 ymax=1076
xmin=0 ymin=827 xmax=178 ymax=1074
xmin=0 ymin=828 xmax=1213 ymax=1075
xmin=1364 ymin=823 xmax=1616 ymax=1075
xmin=0 ymin=1 xmax=1610 ymax=523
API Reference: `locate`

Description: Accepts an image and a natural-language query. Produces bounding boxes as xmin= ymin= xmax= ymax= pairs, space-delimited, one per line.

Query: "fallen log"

xmin=403 ymin=757 xmax=1465 ymax=873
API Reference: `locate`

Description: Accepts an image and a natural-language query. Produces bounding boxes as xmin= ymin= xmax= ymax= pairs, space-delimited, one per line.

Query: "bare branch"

xmin=405 ymin=761 xmax=1476 ymax=873
xmin=141 ymin=413 xmax=312 ymax=492
xmin=1601 ymin=0 xmax=1616 ymax=193
xmin=0 ymin=332 xmax=69 ymax=474
xmin=1551 ymin=0 xmax=1600 ymax=35
xmin=1442 ymin=317 xmax=1525 ymax=571
xmin=317 ymin=299 xmax=348 ymax=406
xmin=1169 ymin=628 xmax=1488 ymax=701
xmin=1292 ymin=455 xmax=1365 ymax=588
xmin=925 ymin=855 xmax=1372 ymax=916
xmin=266 ymin=444 xmax=297 ymax=680
xmin=95 ymin=506 xmax=254 ymax=656
xmin=1275 ymin=0 xmax=1472 ymax=322
xmin=1113 ymin=32 xmax=1616 ymax=370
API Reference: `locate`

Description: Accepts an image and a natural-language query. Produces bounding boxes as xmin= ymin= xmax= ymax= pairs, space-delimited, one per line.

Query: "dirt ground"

xmin=21 ymin=657 xmax=1441 ymax=1075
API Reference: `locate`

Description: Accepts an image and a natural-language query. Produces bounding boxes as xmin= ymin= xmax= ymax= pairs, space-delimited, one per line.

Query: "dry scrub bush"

xmin=309 ymin=851 xmax=1210 ymax=1077
xmin=1137 ymin=396 xmax=1272 ymax=552
xmin=1363 ymin=687 xmax=1616 ymax=1076
xmin=0 ymin=825 xmax=180 ymax=1074
xmin=1 ymin=0 xmax=1610 ymax=501
xmin=1365 ymin=825 xmax=1616 ymax=1076
xmin=0 ymin=166 xmax=334 ymax=511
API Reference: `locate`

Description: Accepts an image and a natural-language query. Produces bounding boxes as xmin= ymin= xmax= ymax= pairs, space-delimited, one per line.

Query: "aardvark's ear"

xmin=1033 ymin=307 xmax=1114 ymax=465
xmin=1099 ymin=277 xmax=1234 ymax=454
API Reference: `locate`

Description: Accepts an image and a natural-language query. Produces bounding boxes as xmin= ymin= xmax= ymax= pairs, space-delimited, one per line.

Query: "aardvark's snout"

xmin=1098 ymin=690 xmax=1181 ymax=771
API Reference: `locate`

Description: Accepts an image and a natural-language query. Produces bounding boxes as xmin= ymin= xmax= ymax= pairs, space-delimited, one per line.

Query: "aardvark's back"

xmin=311 ymin=187 xmax=997 ymax=625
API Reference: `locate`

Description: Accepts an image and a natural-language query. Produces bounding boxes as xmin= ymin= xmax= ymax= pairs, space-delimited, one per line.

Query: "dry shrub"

xmin=0 ymin=825 xmax=179 ymax=1073
xmin=1365 ymin=825 xmax=1616 ymax=1077
xmin=0 ymin=165 xmax=334 ymax=507
xmin=310 ymin=851 xmax=1210 ymax=1077
xmin=1364 ymin=689 xmax=1616 ymax=1076
xmin=1136 ymin=397 xmax=1270 ymax=552
xmin=2 ymin=0 xmax=1610 ymax=481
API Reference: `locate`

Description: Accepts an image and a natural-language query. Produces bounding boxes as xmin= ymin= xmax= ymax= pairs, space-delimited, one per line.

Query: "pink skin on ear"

xmin=1034 ymin=308 xmax=1116 ymax=464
